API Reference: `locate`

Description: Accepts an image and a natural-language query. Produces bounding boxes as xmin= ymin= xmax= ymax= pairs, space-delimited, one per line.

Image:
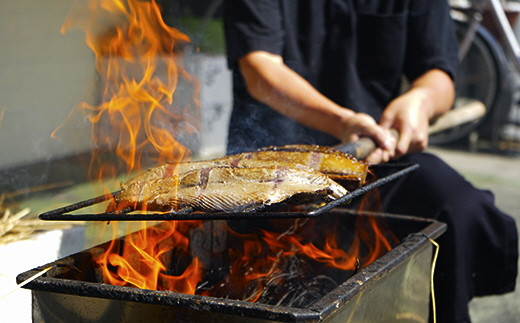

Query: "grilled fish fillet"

xmin=121 ymin=145 xmax=368 ymax=191
xmin=235 ymin=145 xmax=368 ymax=182
xmin=113 ymin=166 xmax=348 ymax=213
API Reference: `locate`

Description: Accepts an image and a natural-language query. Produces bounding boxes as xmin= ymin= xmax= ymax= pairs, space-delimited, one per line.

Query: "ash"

xmin=196 ymin=254 xmax=348 ymax=308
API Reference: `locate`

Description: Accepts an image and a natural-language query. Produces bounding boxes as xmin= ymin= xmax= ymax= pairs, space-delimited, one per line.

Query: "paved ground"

xmin=427 ymin=146 xmax=520 ymax=323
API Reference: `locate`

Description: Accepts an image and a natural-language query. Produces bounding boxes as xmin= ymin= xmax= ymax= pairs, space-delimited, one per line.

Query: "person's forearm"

xmin=238 ymin=50 xmax=396 ymax=161
xmin=238 ymin=51 xmax=354 ymax=141
xmin=407 ymin=69 xmax=455 ymax=122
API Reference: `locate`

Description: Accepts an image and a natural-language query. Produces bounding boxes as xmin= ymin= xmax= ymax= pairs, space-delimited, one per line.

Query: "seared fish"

xmin=237 ymin=144 xmax=368 ymax=183
xmin=113 ymin=166 xmax=348 ymax=213
xmin=121 ymin=145 xmax=368 ymax=191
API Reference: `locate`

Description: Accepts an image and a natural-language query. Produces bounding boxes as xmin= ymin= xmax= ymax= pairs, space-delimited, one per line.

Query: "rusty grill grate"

xmin=38 ymin=163 xmax=419 ymax=221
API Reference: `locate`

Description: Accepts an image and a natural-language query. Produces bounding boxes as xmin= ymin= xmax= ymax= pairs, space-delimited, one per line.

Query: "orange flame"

xmin=206 ymin=216 xmax=396 ymax=302
xmin=96 ymin=221 xmax=203 ymax=293
xmin=58 ymin=0 xmax=202 ymax=294
xmin=58 ymin=0 xmax=200 ymax=178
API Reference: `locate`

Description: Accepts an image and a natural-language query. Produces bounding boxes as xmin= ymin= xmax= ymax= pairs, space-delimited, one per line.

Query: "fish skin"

xmin=120 ymin=145 xmax=368 ymax=191
xmin=256 ymin=144 xmax=368 ymax=182
xmin=115 ymin=166 xmax=348 ymax=213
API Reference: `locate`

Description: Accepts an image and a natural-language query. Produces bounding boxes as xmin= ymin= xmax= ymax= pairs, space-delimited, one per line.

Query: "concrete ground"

xmin=427 ymin=146 xmax=520 ymax=323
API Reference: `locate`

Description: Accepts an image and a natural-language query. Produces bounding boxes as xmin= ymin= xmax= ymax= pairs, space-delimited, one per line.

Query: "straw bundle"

xmin=0 ymin=207 xmax=75 ymax=245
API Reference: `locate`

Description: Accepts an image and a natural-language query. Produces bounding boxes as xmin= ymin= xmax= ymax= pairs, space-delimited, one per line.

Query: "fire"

xmin=57 ymin=0 xmax=398 ymax=302
xmin=58 ymin=0 xmax=202 ymax=294
xmin=57 ymin=0 xmax=199 ymax=178
xmin=92 ymin=213 xmax=397 ymax=302
xmin=223 ymin=214 xmax=396 ymax=301
xmin=96 ymin=221 xmax=203 ymax=293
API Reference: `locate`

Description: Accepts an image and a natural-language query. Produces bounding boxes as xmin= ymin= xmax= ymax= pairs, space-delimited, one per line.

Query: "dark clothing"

xmin=223 ymin=1 xmax=518 ymax=322
xmin=378 ymin=153 xmax=518 ymax=323
xmin=224 ymin=0 xmax=459 ymax=152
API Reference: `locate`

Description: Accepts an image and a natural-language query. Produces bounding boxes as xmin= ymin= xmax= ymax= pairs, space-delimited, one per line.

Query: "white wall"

xmin=195 ymin=55 xmax=232 ymax=159
xmin=0 ymin=1 xmax=233 ymax=172
xmin=0 ymin=1 xmax=96 ymax=169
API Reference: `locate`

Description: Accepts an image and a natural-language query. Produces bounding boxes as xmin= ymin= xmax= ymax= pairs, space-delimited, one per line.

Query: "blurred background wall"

xmin=0 ymin=0 xmax=231 ymax=195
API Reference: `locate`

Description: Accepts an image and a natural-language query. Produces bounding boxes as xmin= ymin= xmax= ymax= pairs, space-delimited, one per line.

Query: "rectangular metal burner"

xmin=18 ymin=210 xmax=445 ymax=322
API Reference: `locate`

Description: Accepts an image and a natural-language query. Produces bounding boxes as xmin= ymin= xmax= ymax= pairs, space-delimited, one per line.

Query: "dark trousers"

xmin=375 ymin=153 xmax=518 ymax=323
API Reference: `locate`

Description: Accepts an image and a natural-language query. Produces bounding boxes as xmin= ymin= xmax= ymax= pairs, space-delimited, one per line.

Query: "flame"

xmin=57 ymin=0 xmax=199 ymax=178
xmin=199 ymin=216 xmax=396 ymax=302
xmin=95 ymin=221 xmax=203 ymax=293
xmin=58 ymin=0 xmax=202 ymax=294
xmin=91 ymin=212 xmax=396 ymax=299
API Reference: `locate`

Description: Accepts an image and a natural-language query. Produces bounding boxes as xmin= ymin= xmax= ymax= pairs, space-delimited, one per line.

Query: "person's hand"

xmin=378 ymin=69 xmax=455 ymax=158
xmin=379 ymin=91 xmax=431 ymax=158
xmin=339 ymin=112 xmax=397 ymax=164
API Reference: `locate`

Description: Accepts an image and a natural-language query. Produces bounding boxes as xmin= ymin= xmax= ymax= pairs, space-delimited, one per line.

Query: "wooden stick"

xmin=428 ymin=99 xmax=486 ymax=135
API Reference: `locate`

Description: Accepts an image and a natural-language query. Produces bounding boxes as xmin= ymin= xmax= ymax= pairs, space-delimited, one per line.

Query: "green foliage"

xmin=179 ymin=17 xmax=225 ymax=55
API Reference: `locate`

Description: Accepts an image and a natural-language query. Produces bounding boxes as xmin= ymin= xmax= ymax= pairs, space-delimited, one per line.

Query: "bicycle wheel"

xmin=430 ymin=17 xmax=512 ymax=145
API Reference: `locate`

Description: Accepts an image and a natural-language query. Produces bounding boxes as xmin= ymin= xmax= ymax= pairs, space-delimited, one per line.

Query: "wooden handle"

xmin=428 ymin=99 xmax=486 ymax=134
xmin=334 ymin=137 xmax=377 ymax=159
xmin=335 ymin=129 xmax=399 ymax=159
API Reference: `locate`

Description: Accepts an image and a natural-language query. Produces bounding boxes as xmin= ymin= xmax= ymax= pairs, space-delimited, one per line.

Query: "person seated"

xmin=223 ymin=1 xmax=518 ymax=322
